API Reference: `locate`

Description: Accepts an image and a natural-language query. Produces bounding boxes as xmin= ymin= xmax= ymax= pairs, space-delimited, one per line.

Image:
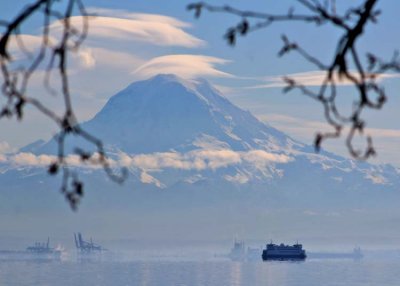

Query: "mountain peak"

xmin=13 ymin=74 xmax=399 ymax=199
xmin=33 ymin=73 xmax=293 ymax=154
xmin=139 ymin=73 xmax=195 ymax=87
xmin=146 ymin=73 xmax=211 ymax=84
xmin=139 ymin=73 xmax=215 ymax=95
xmin=149 ymin=73 xmax=184 ymax=82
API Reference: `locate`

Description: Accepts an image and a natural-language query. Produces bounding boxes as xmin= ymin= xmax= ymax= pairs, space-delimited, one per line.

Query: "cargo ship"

xmin=308 ymin=247 xmax=363 ymax=260
xmin=0 ymin=238 xmax=62 ymax=260
xmin=227 ymin=240 xmax=262 ymax=261
xmin=262 ymin=242 xmax=306 ymax=260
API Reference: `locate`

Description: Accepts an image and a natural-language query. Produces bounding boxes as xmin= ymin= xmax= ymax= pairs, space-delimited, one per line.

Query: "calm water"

xmin=0 ymin=259 xmax=399 ymax=286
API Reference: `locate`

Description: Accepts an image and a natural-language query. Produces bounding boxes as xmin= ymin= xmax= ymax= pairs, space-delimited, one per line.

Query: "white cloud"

xmin=131 ymin=152 xmax=188 ymax=170
xmin=49 ymin=14 xmax=204 ymax=48
xmin=259 ymin=113 xmax=400 ymax=166
xmin=2 ymin=149 xmax=256 ymax=171
xmin=11 ymin=153 xmax=54 ymax=166
xmin=325 ymin=211 xmax=341 ymax=217
xmin=303 ymin=210 xmax=318 ymax=216
xmin=121 ymin=151 xmax=205 ymax=171
xmin=212 ymin=84 xmax=239 ymax=95
xmin=7 ymin=152 xmax=109 ymax=169
xmin=193 ymin=134 xmax=230 ymax=150
xmin=249 ymin=70 xmax=400 ymax=89
xmin=140 ymin=171 xmax=165 ymax=188
xmin=118 ymin=149 xmax=291 ymax=172
xmin=195 ymin=149 xmax=241 ymax=169
xmin=364 ymin=172 xmax=388 ymax=185
xmin=133 ymin=54 xmax=233 ymax=79
xmin=88 ymin=7 xmax=191 ymax=28
xmin=259 ymin=114 xmax=330 ymax=141
xmin=0 ymin=141 xmax=15 ymax=154
xmin=76 ymin=48 xmax=96 ymax=69
xmin=224 ymin=172 xmax=249 ymax=184
xmin=243 ymin=150 xmax=292 ymax=167
xmin=89 ymin=47 xmax=142 ymax=69
xmin=7 ymin=34 xmax=52 ymax=59
xmin=261 ymin=113 xmax=400 ymax=142
xmin=303 ymin=210 xmax=344 ymax=217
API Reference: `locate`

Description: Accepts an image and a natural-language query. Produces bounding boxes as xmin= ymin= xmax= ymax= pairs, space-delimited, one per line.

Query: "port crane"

xmin=74 ymin=233 xmax=105 ymax=253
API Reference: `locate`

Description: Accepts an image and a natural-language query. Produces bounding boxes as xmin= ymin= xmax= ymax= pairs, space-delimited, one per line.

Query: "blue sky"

xmin=1 ymin=0 xmax=399 ymax=166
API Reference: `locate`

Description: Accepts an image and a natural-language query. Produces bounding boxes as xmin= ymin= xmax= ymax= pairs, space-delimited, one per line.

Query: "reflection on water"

xmin=230 ymin=262 xmax=241 ymax=286
xmin=0 ymin=259 xmax=400 ymax=286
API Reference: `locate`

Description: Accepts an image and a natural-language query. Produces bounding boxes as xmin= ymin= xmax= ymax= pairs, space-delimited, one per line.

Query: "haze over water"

xmin=1 ymin=255 xmax=400 ymax=286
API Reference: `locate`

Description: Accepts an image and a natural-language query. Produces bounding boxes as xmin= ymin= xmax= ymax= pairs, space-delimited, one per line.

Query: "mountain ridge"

xmin=1 ymin=74 xmax=399 ymax=242
xmin=9 ymin=74 xmax=400 ymax=196
xmin=33 ymin=74 xmax=302 ymax=154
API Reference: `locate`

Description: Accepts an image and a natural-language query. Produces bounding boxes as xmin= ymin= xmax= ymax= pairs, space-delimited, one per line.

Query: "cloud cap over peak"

xmin=133 ymin=54 xmax=233 ymax=79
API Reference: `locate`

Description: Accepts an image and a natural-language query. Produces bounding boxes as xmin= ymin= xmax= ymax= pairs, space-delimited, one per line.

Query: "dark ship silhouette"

xmin=262 ymin=242 xmax=307 ymax=261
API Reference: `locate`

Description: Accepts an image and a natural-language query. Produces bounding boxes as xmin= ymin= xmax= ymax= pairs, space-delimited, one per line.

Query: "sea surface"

xmin=1 ymin=255 xmax=400 ymax=285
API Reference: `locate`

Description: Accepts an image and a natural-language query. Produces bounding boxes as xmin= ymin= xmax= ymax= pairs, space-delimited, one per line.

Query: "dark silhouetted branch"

xmin=0 ymin=0 xmax=127 ymax=210
xmin=189 ymin=0 xmax=399 ymax=160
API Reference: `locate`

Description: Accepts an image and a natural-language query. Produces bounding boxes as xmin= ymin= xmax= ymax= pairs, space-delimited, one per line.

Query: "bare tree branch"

xmin=188 ymin=0 xmax=399 ymax=160
xmin=0 ymin=0 xmax=127 ymax=210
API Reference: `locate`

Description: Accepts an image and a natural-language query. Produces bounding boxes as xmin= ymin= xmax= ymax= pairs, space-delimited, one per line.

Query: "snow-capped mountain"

xmin=36 ymin=74 xmax=300 ymax=154
xmin=2 ymin=74 xmax=400 ymax=208
xmin=2 ymin=73 xmax=400 ymax=243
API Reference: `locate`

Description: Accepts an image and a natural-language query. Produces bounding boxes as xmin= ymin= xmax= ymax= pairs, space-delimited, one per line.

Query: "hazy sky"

xmin=1 ymin=0 xmax=399 ymax=166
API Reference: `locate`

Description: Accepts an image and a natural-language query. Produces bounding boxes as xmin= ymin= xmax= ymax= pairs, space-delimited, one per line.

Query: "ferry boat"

xmin=262 ymin=242 xmax=306 ymax=261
